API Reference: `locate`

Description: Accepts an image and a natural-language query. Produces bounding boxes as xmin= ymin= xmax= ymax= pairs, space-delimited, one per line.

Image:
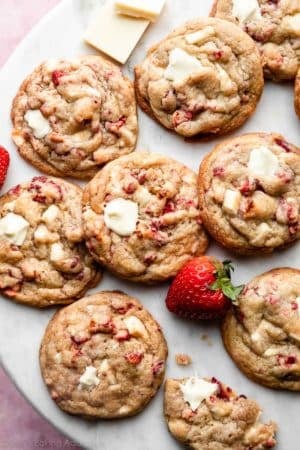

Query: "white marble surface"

xmin=0 ymin=0 xmax=299 ymax=449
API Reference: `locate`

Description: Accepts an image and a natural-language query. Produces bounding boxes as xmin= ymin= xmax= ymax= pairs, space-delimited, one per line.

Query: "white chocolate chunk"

xmin=124 ymin=316 xmax=147 ymax=338
xmin=104 ymin=198 xmax=138 ymax=236
xmin=114 ymin=0 xmax=165 ymax=22
xmin=54 ymin=353 xmax=62 ymax=364
xmin=24 ymin=110 xmax=51 ymax=139
xmin=251 ymin=330 xmax=262 ymax=342
xmin=164 ymin=48 xmax=205 ymax=83
xmin=185 ymin=26 xmax=215 ymax=44
xmin=264 ymin=347 xmax=279 ymax=357
xmin=84 ymin=1 xmax=149 ymax=64
xmin=50 ymin=243 xmax=65 ymax=262
xmin=223 ymin=189 xmax=242 ymax=215
xmin=42 ymin=205 xmax=59 ymax=223
xmin=100 ymin=359 xmax=110 ymax=372
xmin=79 ymin=366 xmax=100 ymax=389
xmin=34 ymin=224 xmax=53 ymax=243
xmin=282 ymin=14 xmax=300 ymax=36
xmin=232 ymin=0 xmax=262 ymax=23
xmin=248 ymin=147 xmax=280 ymax=177
xmin=216 ymin=64 xmax=234 ymax=92
xmin=0 ymin=213 xmax=29 ymax=246
xmin=180 ymin=378 xmax=218 ymax=411
xmin=250 ymin=223 xmax=272 ymax=246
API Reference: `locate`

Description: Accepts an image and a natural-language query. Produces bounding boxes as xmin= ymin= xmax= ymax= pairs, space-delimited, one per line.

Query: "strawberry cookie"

xmin=211 ymin=0 xmax=300 ymax=81
xmin=0 ymin=176 xmax=100 ymax=307
xmin=198 ymin=133 xmax=300 ymax=255
xmin=135 ymin=18 xmax=263 ymax=138
xmin=39 ymin=291 xmax=168 ymax=418
xmin=82 ymin=152 xmax=208 ymax=283
xmin=294 ymin=67 xmax=300 ymax=118
xmin=164 ymin=377 xmax=277 ymax=449
xmin=223 ymin=268 xmax=300 ymax=390
xmin=11 ymin=55 xmax=137 ymax=179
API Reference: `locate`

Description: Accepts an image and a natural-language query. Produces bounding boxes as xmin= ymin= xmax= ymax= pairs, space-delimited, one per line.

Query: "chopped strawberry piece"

xmin=212 ymin=167 xmax=225 ymax=177
xmin=172 ymin=110 xmax=193 ymax=127
xmin=123 ymin=182 xmax=137 ymax=194
xmin=291 ymin=301 xmax=298 ymax=310
xmin=70 ymin=335 xmax=90 ymax=345
xmin=213 ymin=50 xmax=224 ymax=60
xmin=115 ymin=329 xmax=130 ymax=341
xmin=277 ymin=354 xmax=297 ymax=366
xmin=124 ymin=351 xmax=144 ymax=365
xmin=0 ymin=146 xmax=10 ymax=190
xmin=163 ymin=200 xmax=175 ymax=214
xmin=152 ymin=360 xmax=164 ymax=375
xmin=52 ymin=70 xmax=65 ymax=86
xmin=275 ymin=138 xmax=293 ymax=153
xmin=105 ymin=116 xmax=127 ymax=134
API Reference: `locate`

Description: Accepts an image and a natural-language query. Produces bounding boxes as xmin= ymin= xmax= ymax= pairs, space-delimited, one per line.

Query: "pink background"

xmin=0 ymin=1 xmax=81 ymax=449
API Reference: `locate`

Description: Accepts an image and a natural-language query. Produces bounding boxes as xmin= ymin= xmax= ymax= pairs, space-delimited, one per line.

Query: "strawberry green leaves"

xmin=210 ymin=260 xmax=244 ymax=305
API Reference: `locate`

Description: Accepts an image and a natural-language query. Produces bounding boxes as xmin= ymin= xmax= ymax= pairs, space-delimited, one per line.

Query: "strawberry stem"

xmin=210 ymin=260 xmax=244 ymax=305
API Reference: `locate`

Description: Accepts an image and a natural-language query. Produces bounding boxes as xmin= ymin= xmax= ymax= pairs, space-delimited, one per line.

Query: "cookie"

xmin=134 ymin=18 xmax=263 ymax=138
xmin=11 ymin=55 xmax=138 ymax=179
xmin=222 ymin=268 xmax=300 ymax=391
xmin=39 ymin=291 xmax=168 ymax=418
xmin=0 ymin=176 xmax=100 ymax=307
xmin=295 ymin=67 xmax=300 ymax=118
xmin=198 ymin=133 xmax=300 ymax=255
xmin=82 ymin=152 xmax=208 ymax=283
xmin=164 ymin=377 xmax=277 ymax=449
xmin=211 ymin=0 xmax=300 ymax=81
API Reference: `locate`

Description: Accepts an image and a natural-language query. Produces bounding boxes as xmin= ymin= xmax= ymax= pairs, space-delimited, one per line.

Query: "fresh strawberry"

xmin=166 ymin=257 xmax=243 ymax=320
xmin=0 ymin=146 xmax=10 ymax=189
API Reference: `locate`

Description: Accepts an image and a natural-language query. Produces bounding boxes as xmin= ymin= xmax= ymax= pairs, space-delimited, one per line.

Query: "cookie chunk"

xmin=11 ymin=55 xmax=138 ymax=179
xmin=211 ymin=0 xmax=300 ymax=81
xmin=295 ymin=67 xmax=300 ymax=118
xmin=135 ymin=18 xmax=263 ymax=138
xmin=222 ymin=268 xmax=300 ymax=391
xmin=83 ymin=152 xmax=208 ymax=283
xmin=0 ymin=176 xmax=100 ymax=307
xmin=198 ymin=133 xmax=300 ymax=255
xmin=164 ymin=377 xmax=277 ymax=449
xmin=39 ymin=291 xmax=168 ymax=418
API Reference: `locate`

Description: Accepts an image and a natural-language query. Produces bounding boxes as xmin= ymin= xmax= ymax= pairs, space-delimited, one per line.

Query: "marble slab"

xmin=0 ymin=0 xmax=299 ymax=449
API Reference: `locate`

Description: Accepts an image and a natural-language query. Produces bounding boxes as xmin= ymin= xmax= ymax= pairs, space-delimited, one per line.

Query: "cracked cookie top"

xmin=164 ymin=377 xmax=277 ymax=450
xmin=11 ymin=55 xmax=138 ymax=179
xmin=222 ymin=268 xmax=300 ymax=390
xmin=0 ymin=176 xmax=100 ymax=307
xmin=211 ymin=0 xmax=300 ymax=81
xmin=135 ymin=18 xmax=263 ymax=137
xmin=198 ymin=133 xmax=300 ymax=254
xmin=39 ymin=291 xmax=168 ymax=418
xmin=82 ymin=152 xmax=208 ymax=283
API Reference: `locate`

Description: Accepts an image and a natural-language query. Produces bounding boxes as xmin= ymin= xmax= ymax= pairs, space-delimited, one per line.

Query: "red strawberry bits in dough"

xmin=11 ymin=55 xmax=138 ymax=179
xmin=0 ymin=176 xmax=100 ymax=307
xmin=135 ymin=18 xmax=263 ymax=137
xmin=211 ymin=0 xmax=300 ymax=81
xmin=164 ymin=377 xmax=277 ymax=450
xmin=222 ymin=268 xmax=300 ymax=390
xmin=198 ymin=133 xmax=300 ymax=254
xmin=39 ymin=291 xmax=168 ymax=418
xmin=82 ymin=152 xmax=208 ymax=283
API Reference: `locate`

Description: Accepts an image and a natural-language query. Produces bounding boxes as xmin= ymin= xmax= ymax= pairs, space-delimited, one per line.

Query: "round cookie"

xmin=135 ymin=18 xmax=263 ymax=138
xmin=11 ymin=55 xmax=138 ymax=179
xmin=82 ymin=152 xmax=208 ymax=283
xmin=164 ymin=377 xmax=277 ymax=450
xmin=295 ymin=67 xmax=300 ymax=118
xmin=0 ymin=176 xmax=100 ymax=307
xmin=222 ymin=268 xmax=300 ymax=391
xmin=211 ymin=0 xmax=300 ymax=81
xmin=39 ymin=291 xmax=168 ymax=418
xmin=198 ymin=133 xmax=300 ymax=255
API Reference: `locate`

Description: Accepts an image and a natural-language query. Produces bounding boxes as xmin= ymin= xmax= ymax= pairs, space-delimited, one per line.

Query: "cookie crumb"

xmin=175 ymin=353 xmax=192 ymax=366
xmin=200 ymin=334 xmax=213 ymax=346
